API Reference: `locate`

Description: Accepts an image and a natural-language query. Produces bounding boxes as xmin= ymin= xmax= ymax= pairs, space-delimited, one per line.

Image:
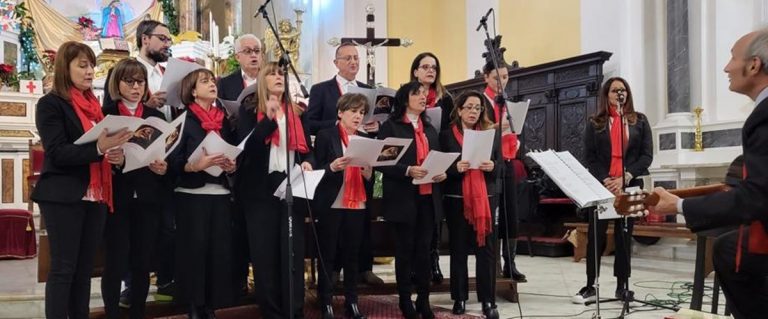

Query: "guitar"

xmin=613 ymin=183 xmax=731 ymax=217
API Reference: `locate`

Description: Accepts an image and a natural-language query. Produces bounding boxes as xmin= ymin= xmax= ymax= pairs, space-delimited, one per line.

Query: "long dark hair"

xmin=409 ymin=52 xmax=446 ymax=98
xmin=390 ymin=81 xmax=428 ymax=123
xmin=591 ymin=76 xmax=639 ymax=130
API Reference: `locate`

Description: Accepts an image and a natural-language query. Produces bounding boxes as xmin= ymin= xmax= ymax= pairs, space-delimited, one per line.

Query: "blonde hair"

xmin=255 ymin=61 xmax=302 ymax=115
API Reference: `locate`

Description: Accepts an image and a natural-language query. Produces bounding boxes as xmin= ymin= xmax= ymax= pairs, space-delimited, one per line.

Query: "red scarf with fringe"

xmin=403 ymin=114 xmax=432 ymax=195
xmin=256 ymin=102 xmax=309 ymax=153
xmin=338 ymin=124 xmax=366 ymax=209
xmin=453 ymin=125 xmax=492 ymax=246
xmin=69 ymin=88 xmax=113 ymax=212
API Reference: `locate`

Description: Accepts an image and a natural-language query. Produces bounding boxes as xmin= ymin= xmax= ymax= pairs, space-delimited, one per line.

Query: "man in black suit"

xmin=217 ymin=34 xmax=263 ymax=102
xmin=306 ymin=43 xmax=379 ymax=135
xmin=652 ymin=30 xmax=768 ymax=319
xmin=306 ymin=42 xmax=383 ymax=286
xmin=216 ymin=33 xmax=263 ymax=298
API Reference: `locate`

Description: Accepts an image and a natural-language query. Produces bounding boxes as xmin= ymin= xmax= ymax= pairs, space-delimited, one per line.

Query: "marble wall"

xmin=667 ymin=0 xmax=690 ymax=114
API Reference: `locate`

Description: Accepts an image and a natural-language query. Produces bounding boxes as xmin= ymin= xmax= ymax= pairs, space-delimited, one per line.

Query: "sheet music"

xmin=526 ymin=150 xmax=613 ymax=208
xmin=347 ymin=86 xmax=378 ymax=123
xmin=187 ymin=132 xmax=243 ymax=177
xmin=273 ymin=164 xmax=326 ymax=200
xmin=505 ymin=99 xmax=530 ymax=134
xmin=160 ymin=58 xmax=204 ymax=109
xmin=461 ymin=129 xmax=495 ymax=169
xmin=413 ymin=151 xmax=460 ymax=185
xmin=220 ymin=83 xmax=258 ymax=116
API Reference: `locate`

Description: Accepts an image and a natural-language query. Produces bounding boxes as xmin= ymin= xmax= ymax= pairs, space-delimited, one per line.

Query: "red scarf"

xmin=117 ymin=101 xmax=144 ymax=118
xmin=403 ymin=114 xmax=432 ymax=195
xmin=484 ymin=86 xmax=518 ymax=161
xmin=608 ymin=106 xmax=627 ymax=178
xmin=338 ymin=124 xmax=366 ymax=208
xmin=735 ymin=166 xmax=768 ymax=272
xmin=69 ymin=88 xmax=114 ymax=212
xmin=453 ymin=125 xmax=492 ymax=246
xmin=256 ymin=102 xmax=309 ymax=154
xmin=426 ymin=88 xmax=438 ymax=108
xmin=188 ymin=102 xmax=224 ymax=134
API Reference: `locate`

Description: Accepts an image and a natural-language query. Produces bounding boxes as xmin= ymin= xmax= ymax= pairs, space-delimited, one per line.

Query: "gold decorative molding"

xmin=0 ymin=102 xmax=27 ymax=117
xmin=2 ymin=159 xmax=13 ymax=203
xmin=0 ymin=130 xmax=35 ymax=138
xmin=22 ymin=159 xmax=29 ymax=204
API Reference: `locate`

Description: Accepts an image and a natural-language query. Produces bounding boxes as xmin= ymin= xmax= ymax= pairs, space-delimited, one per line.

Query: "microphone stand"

xmin=478 ymin=13 xmax=518 ymax=313
xmin=255 ymin=1 xmax=310 ymax=317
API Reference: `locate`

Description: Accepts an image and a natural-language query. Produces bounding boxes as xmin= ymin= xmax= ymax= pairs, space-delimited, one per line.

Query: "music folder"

xmin=526 ymin=150 xmax=615 ymax=210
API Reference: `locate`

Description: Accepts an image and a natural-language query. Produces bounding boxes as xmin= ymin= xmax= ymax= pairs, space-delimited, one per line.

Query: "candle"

xmin=228 ymin=25 xmax=232 ymax=37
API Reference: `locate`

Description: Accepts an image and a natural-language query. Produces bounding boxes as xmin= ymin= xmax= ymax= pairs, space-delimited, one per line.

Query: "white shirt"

xmin=335 ymin=74 xmax=357 ymax=94
xmin=268 ymin=116 xmax=296 ymax=174
xmin=242 ymin=70 xmax=258 ymax=87
xmin=137 ymin=56 xmax=172 ymax=120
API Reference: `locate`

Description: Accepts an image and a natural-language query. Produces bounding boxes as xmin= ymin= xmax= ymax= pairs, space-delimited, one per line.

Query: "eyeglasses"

xmin=462 ymin=105 xmax=484 ymax=112
xmin=336 ymin=55 xmax=359 ymax=62
xmin=418 ymin=64 xmax=438 ymax=71
xmin=150 ymin=34 xmax=172 ymax=43
xmin=610 ymin=88 xmax=627 ymax=94
xmin=121 ymin=78 xmax=146 ymax=87
xmin=238 ymin=48 xmax=261 ymax=55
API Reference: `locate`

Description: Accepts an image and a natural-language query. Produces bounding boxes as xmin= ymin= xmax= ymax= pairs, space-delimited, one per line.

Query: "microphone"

xmin=617 ymin=92 xmax=626 ymax=105
xmin=476 ymin=8 xmax=493 ymax=31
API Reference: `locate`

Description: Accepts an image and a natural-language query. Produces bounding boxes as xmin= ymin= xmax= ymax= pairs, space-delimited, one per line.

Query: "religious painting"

xmin=128 ymin=124 xmax=161 ymax=149
xmin=3 ymin=41 xmax=16 ymax=65
xmin=164 ymin=124 xmax=181 ymax=153
xmin=377 ymin=145 xmax=404 ymax=162
xmin=46 ymin=0 xmax=152 ymax=30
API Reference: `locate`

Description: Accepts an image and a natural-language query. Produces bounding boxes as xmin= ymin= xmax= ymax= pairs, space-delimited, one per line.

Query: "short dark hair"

xmin=482 ymin=60 xmax=510 ymax=75
xmin=108 ymin=58 xmax=148 ymax=101
xmin=52 ymin=41 xmax=97 ymax=100
xmin=335 ymin=42 xmax=357 ymax=57
xmin=390 ymin=81 xmax=428 ymax=123
xmin=337 ymin=93 xmax=368 ymax=117
xmin=180 ymin=69 xmax=216 ymax=106
xmin=136 ymin=20 xmax=168 ymax=50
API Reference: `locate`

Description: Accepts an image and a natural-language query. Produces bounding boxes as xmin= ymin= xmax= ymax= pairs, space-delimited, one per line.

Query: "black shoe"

xmin=187 ymin=305 xmax=203 ymax=319
xmin=155 ymin=281 xmax=174 ymax=302
xmin=571 ymin=286 xmax=596 ymax=304
xmin=430 ymin=250 xmax=444 ymax=284
xmin=321 ymin=304 xmax=334 ymax=319
xmin=615 ymin=288 xmax=635 ymax=300
xmin=451 ymin=300 xmax=466 ymax=315
xmin=415 ymin=297 xmax=434 ymax=319
xmin=344 ymin=302 xmax=366 ymax=319
xmin=118 ymin=288 xmax=131 ymax=308
xmin=204 ymin=307 xmax=217 ymax=319
xmin=398 ymin=299 xmax=419 ymax=319
xmin=482 ymin=302 xmax=499 ymax=319
xmin=503 ymin=262 xmax=527 ymax=282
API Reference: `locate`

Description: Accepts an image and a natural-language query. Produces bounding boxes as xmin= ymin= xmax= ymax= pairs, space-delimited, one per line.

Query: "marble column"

xmin=178 ymin=0 xmax=197 ymax=33
xmin=667 ymin=0 xmax=690 ymax=114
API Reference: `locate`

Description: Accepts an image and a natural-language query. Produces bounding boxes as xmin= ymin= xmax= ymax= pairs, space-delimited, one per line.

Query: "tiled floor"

xmin=0 ymin=238 xmax=729 ymax=319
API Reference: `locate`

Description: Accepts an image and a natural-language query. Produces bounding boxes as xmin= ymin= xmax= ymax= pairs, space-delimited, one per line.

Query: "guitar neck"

xmin=668 ymin=184 xmax=730 ymax=199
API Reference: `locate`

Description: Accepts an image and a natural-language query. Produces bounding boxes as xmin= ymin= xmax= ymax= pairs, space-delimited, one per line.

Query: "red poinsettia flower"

xmin=0 ymin=64 xmax=14 ymax=74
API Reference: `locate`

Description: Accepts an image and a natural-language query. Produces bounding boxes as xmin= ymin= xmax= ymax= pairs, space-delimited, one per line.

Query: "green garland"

xmin=14 ymin=2 xmax=38 ymax=73
xmin=160 ymin=0 xmax=179 ymax=35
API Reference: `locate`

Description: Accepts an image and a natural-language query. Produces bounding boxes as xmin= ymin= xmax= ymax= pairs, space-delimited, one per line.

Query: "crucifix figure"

xmin=328 ymin=3 xmax=413 ymax=86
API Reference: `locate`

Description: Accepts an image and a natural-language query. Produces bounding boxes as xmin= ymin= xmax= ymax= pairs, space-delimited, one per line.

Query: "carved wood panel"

xmin=2 ymin=159 xmax=13 ymax=203
xmin=558 ymin=102 xmax=588 ymax=162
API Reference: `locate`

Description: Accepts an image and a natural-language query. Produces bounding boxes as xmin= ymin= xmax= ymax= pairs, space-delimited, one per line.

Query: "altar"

xmin=0 ymin=91 xmax=41 ymax=210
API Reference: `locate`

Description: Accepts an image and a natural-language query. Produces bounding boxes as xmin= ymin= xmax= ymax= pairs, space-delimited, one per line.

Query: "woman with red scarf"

xmin=100 ymin=58 xmax=167 ymax=319
xmin=409 ymin=52 xmax=455 ymax=284
xmin=377 ymin=81 xmax=445 ymax=319
xmin=235 ymin=61 xmax=314 ymax=319
xmin=32 ymin=41 xmax=133 ymax=318
xmin=571 ymin=77 xmax=653 ymax=304
xmin=313 ymin=93 xmax=372 ymax=319
xmin=481 ymin=60 xmax=531 ymax=283
xmin=440 ymin=91 xmax=500 ymax=318
xmin=167 ymin=68 xmax=237 ymax=318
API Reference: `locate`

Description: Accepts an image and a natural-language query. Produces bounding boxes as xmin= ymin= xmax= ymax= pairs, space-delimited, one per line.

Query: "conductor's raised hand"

xmin=265 ymin=95 xmax=281 ymax=120
xmin=456 ymin=160 xmax=470 ymax=173
xmin=408 ymin=166 xmax=428 ymax=180
xmin=97 ymin=128 xmax=133 ymax=153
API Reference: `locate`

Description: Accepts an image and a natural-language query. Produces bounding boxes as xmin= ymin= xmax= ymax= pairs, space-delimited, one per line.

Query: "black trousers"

xmin=712 ymin=229 xmax=768 ymax=319
xmin=585 ymin=210 xmax=634 ymax=287
xmin=153 ymin=194 xmax=175 ymax=286
xmin=245 ymin=197 xmax=305 ymax=319
xmin=445 ymin=197 xmax=497 ymax=303
xmin=333 ymin=210 xmax=374 ymax=274
xmin=101 ymin=199 xmax=161 ymax=319
xmin=231 ymin=200 xmax=250 ymax=293
xmin=174 ymin=193 xmax=233 ymax=308
xmin=317 ymin=208 xmax=366 ymax=305
xmin=497 ymin=165 xmax=521 ymax=239
xmin=39 ymin=201 xmax=107 ymax=319
xmin=391 ymin=195 xmax=435 ymax=299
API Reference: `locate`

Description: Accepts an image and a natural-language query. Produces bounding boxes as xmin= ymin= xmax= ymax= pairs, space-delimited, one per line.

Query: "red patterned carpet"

xmin=156 ymin=295 xmax=481 ymax=319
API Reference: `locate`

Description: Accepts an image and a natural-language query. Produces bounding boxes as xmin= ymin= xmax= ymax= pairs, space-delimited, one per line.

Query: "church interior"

xmin=0 ymin=0 xmax=764 ymax=318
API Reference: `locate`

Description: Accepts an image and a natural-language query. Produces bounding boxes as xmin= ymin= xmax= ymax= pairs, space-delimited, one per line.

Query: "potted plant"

xmin=0 ymin=63 xmax=18 ymax=91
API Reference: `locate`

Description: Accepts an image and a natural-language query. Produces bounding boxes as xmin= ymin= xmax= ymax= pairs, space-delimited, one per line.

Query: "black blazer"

xmin=102 ymin=103 xmax=167 ymax=203
xmin=583 ymin=112 xmax=653 ymax=183
xmin=376 ymin=117 xmax=443 ymax=224
xmin=167 ymin=104 xmax=236 ymax=190
xmin=312 ymin=127 xmax=374 ymax=210
xmin=683 ymin=98 xmax=768 ymax=231
xmin=234 ymin=95 xmax=316 ymax=203
xmin=217 ymin=69 xmax=245 ymax=102
xmin=306 ymin=77 xmax=370 ymax=135
xmin=31 ymin=93 xmax=104 ymax=204
xmin=439 ymin=126 xmax=499 ymax=197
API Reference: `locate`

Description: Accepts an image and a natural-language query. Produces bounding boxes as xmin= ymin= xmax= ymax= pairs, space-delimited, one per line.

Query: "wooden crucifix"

xmin=328 ymin=4 xmax=413 ymax=86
